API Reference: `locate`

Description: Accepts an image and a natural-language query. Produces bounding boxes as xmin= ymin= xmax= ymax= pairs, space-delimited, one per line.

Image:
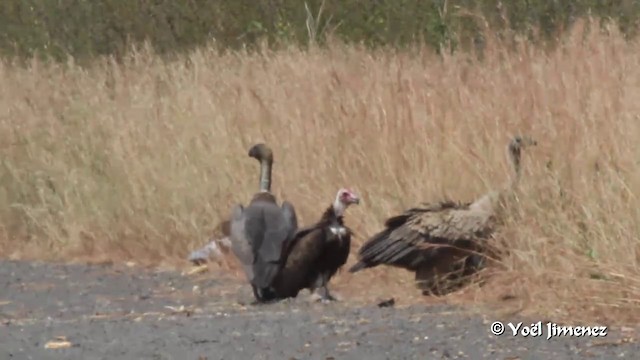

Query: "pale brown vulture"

xmin=272 ymin=188 xmax=360 ymax=302
xmin=349 ymin=135 xmax=537 ymax=295
xmin=229 ymin=144 xmax=299 ymax=302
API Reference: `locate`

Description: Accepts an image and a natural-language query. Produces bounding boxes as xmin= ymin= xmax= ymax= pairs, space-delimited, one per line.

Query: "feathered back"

xmin=349 ymin=200 xmax=493 ymax=272
xmin=250 ymin=191 xmax=278 ymax=205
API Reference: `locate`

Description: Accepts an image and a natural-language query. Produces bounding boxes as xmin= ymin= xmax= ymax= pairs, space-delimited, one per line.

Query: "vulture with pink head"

xmin=272 ymin=188 xmax=360 ymax=302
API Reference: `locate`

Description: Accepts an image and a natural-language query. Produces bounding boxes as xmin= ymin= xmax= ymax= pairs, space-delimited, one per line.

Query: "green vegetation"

xmin=1 ymin=0 xmax=639 ymax=62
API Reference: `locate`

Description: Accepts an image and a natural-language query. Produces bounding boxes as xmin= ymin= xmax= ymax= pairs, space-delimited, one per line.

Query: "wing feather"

xmin=231 ymin=197 xmax=299 ymax=291
xmin=273 ymin=227 xmax=325 ymax=298
xmin=229 ymin=204 xmax=255 ymax=282
xmin=354 ymin=200 xmax=490 ymax=270
xmin=281 ymin=201 xmax=299 ymax=240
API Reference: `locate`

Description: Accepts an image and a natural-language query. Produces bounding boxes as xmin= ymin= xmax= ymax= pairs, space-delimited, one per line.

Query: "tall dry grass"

xmin=1 ymin=19 xmax=639 ymax=324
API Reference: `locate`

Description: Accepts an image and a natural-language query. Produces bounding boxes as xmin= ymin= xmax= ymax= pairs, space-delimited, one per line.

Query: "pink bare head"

xmin=332 ymin=188 xmax=360 ymax=216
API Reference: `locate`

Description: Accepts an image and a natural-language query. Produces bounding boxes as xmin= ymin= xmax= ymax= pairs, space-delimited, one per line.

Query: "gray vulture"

xmin=229 ymin=143 xmax=299 ymax=302
xmin=349 ymin=135 xmax=537 ymax=295
xmin=272 ymin=188 xmax=360 ymax=302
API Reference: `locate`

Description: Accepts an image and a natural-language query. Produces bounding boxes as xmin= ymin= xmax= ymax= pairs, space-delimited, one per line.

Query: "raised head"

xmin=471 ymin=135 xmax=537 ymax=214
xmin=333 ymin=188 xmax=360 ymax=216
xmin=507 ymin=135 xmax=536 ymax=168
xmin=506 ymin=134 xmax=537 ymax=190
xmin=248 ymin=143 xmax=274 ymax=164
xmin=248 ymin=143 xmax=274 ymax=193
xmin=509 ymin=135 xmax=537 ymax=155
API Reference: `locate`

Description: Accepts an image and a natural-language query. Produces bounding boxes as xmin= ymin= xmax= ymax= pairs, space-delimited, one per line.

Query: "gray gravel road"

xmin=0 ymin=260 xmax=637 ymax=359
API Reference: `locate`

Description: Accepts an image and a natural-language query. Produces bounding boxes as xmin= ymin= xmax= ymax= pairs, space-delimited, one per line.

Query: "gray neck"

xmin=259 ymin=160 xmax=272 ymax=192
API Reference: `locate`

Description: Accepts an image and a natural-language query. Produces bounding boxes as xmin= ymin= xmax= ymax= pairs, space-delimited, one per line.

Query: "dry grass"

xmin=0 ymin=19 xmax=639 ymax=325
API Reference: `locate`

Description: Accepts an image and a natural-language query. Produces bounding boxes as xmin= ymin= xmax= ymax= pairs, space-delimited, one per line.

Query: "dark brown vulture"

xmin=349 ymin=135 xmax=537 ymax=295
xmin=272 ymin=188 xmax=360 ymax=302
xmin=229 ymin=143 xmax=299 ymax=302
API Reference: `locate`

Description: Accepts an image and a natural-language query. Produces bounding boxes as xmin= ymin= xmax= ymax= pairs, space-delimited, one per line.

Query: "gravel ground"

xmin=0 ymin=260 xmax=637 ymax=360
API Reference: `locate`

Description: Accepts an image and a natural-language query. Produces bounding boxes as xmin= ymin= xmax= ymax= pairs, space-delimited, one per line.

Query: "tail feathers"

xmin=348 ymin=261 xmax=368 ymax=273
xmin=349 ymin=229 xmax=394 ymax=273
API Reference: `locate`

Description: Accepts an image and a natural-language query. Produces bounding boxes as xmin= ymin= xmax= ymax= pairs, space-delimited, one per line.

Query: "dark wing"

xmin=272 ymin=226 xmax=326 ymax=298
xmin=338 ymin=228 xmax=353 ymax=267
xmin=280 ymin=221 xmax=320 ymax=262
xmin=349 ymin=201 xmax=476 ymax=273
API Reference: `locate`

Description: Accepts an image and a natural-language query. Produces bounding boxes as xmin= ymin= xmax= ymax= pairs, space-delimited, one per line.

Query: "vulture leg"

xmin=415 ymin=266 xmax=438 ymax=295
xmin=415 ymin=247 xmax=471 ymax=296
xmin=309 ymin=273 xmax=337 ymax=302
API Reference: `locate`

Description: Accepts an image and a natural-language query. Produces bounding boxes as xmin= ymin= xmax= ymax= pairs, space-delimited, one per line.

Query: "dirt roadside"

xmin=0 ymin=260 xmax=636 ymax=360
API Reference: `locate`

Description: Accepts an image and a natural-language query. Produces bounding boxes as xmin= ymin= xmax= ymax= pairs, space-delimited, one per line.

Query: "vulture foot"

xmin=309 ymin=288 xmax=339 ymax=303
xmin=309 ymin=293 xmax=337 ymax=303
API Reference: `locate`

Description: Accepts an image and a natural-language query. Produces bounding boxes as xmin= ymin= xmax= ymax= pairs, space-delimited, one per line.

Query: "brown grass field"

xmin=0 ymin=19 xmax=639 ymax=325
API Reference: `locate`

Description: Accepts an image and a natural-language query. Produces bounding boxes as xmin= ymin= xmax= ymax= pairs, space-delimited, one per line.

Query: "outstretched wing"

xmin=242 ymin=199 xmax=299 ymax=289
xmin=247 ymin=200 xmax=298 ymax=263
xmin=281 ymin=200 xmax=299 ymax=242
xmin=350 ymin=201 xmax=479 ymax=272
xmin=229 ymin=204 xmax=255 ymax=282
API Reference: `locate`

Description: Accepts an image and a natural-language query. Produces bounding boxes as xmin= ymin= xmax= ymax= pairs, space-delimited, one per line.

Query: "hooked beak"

xmin=351 ymin=195 xmax=361 ymax=205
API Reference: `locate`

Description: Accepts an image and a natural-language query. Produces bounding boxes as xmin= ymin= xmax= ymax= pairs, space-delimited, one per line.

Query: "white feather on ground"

xmin=188 ymin=237 xmax=232 ymax=265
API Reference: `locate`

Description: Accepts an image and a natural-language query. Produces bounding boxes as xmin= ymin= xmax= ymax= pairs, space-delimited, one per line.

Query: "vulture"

xmin=272 ymin=188 xmax=360 ymax=302
xmin=349 ymin=135 xmax=537 ymax=295
xmin=228 ymin=143 xmax=299 ymax=303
